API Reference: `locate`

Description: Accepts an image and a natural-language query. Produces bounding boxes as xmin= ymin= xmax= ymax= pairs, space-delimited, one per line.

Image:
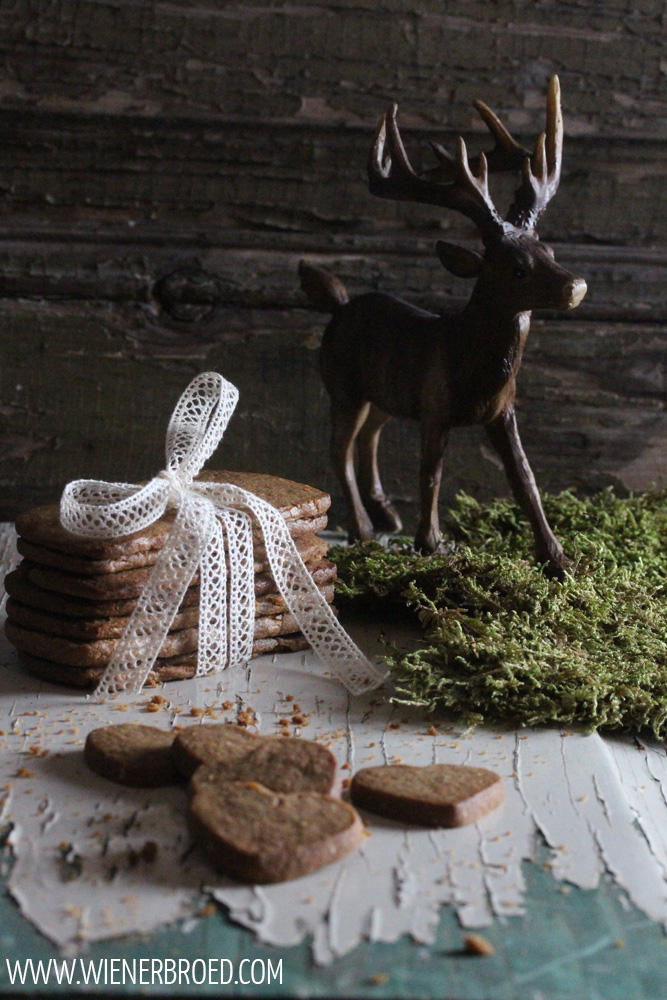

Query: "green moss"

xmin=331 ymin=489 xmax=667 ymax=736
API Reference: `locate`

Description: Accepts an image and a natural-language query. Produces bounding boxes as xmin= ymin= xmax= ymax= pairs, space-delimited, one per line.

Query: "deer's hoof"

xmin=414 ymin=531 xmax=453 ymax=556
xmin=365 ymin=497 xmax=402 ymax=534
xmin=541 ymin=551 xmax=571 ymax=578
xmin=348 ymin=518 xmax=376 ymax=544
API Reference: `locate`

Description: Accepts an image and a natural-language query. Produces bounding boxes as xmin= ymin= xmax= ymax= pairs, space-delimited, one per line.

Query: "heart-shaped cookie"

xmin=350 ymin=763 xmax=504 ymax=827
xmin=84 ymin=723 xmax=180 ymax=787
xmin=188 ymin=781 xmax=363 ymax=883
xmin=171 ymin=723 xmax=265 ymax=779
xmin=188 ymin=738 xmax=341 ymax=798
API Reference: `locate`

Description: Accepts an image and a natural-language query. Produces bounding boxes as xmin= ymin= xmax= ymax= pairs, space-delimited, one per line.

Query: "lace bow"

xmin=60 ymin=372 xmax=387 ymax=698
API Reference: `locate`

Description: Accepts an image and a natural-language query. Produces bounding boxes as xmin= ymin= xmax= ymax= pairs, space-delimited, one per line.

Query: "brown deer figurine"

xmin=299 ymin=77 xmax=586 ymax=574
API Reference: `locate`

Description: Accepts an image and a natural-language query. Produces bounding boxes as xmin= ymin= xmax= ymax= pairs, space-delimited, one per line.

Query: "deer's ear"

xmin=435 ymin=241 xmax=483 ymax=278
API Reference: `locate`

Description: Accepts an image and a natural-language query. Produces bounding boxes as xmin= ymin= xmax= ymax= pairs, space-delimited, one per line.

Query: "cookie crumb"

xmin=463 ymin=934 xmax=495 ymax=956
xmin=237 ymin=708 xmax=257 ymax=728
xmin=368 ymin=973 xmax=388 ymax=985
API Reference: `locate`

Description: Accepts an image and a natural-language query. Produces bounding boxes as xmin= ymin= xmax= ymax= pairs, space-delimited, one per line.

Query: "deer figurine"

xmin=299 ymin=77 xmax=586 ymax=575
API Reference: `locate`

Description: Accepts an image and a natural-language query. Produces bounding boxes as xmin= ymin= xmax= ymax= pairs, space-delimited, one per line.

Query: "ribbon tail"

xmin=196 ymin=517 xmax=227 ymax=676
xmin=221 ymin=508 xmax=255 ymax=669
xmin=201 ymin=483 xmax=388 ymax=695
xmin=93 ymin=497 xmax=215 ymax=699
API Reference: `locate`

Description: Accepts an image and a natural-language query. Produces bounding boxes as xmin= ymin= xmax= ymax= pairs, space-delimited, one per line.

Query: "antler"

xmin=368 ymin=103 xmax=505 ymax=239
xmin=428 ymin=98 xmax=532 ymax=181
xmin=368 ymin=76 xmax=563 ymax=236
xmin=506 ymin=76 xmax=563 ymax=230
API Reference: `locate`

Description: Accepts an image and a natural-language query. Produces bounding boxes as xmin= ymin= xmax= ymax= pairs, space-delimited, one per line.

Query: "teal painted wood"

xmin=1 ymin=836 xmax=667 ymax=1000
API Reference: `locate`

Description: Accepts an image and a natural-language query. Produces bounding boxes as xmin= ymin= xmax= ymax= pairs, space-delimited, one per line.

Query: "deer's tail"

xmin=298 ymin=260 xmax=349 ymax=313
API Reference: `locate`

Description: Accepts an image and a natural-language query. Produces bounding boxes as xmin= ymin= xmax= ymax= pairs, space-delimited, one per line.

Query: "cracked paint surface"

xmin=1 ymin=525 xmax=667 ymax=960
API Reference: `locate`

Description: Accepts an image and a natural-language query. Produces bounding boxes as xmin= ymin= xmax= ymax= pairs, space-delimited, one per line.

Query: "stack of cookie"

xmin=4 ymin=471 xmax=337 ymax=689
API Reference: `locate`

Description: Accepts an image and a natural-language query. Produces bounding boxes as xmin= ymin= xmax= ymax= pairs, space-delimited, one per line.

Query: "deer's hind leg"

xmin=356 ymin=404 xmax=403 ymax=534
xmin=329 ymin=398 xmax=375 ymax=542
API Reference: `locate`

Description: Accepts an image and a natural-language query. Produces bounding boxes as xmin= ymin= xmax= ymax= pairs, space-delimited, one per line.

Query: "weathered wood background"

xmin=0 ymin=1 xmax=665 ymax=528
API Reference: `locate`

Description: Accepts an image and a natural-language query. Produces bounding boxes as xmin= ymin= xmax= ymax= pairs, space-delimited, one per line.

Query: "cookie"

xmin=5 ymin=620 xmax=200 ymax=667
xmin=253 ymin=610 xmax=304 ymax=641
xmin=84 ymin=723 xmax=180 ymax=787
xmin=253 ymin=533 xmax=329 ymax=575
xmin=350 ymin=764 xmax=505 ymax=827
xmin=188 ymin=738 xmax=341 ymax=798
xmin=255 ymin=581 xmax=334 ymax=618
xmin=5 ymin=583 xmax=334 ymax=641
xmin=6 ymin=600 xmax=318 ymax=666
xmin=187 ymin=781 xmax=363 ymax=883
xmin=17 ymin=650 xmax=202 ymax=688
xmin=5 ymin=598 xmax=200 ymax=641
xmin=21 ymin=533 xmax=327 ymax=600
xmin=251 ymin=634 xmax=310 ymax=655
xmin=172 ymin=722 xmax=264 ymax=779
xmin=23 ymin=562 xmax=174 ymax=601
xmin=16 ymin=471 xmax=330 ymax=558
xmin=4 ymin=559 xmax=336 ymax=617
xmin=254 ymin=558 xmax=336 ymax=597
xmin=16 ymin=513 xmax=329 ymax=576
xmin=4 ymin=565 xmax=200 ymax=618
xmin=15 ymin=505 xmax=176 ymax=560
xmin=16 ymin=634 xmax=310 ymax=688
xmin=16 ymin=538 xmax=163 ymax=576
xmin=197 ymin=470 xmax=330 ymax=522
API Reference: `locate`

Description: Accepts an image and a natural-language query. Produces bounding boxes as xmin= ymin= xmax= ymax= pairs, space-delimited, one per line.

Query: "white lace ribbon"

xmin=59 ymin=372 xmax=387 ymax=698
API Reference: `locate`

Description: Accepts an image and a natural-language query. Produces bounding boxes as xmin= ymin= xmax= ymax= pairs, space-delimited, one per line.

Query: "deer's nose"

xmin=564 ymin=278 xmax=587 ymax=309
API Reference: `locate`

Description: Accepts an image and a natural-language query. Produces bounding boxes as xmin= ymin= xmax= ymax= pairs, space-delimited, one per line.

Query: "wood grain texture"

xmin=2 ymin=1 xmax=666 ymax=134
xmin=2 ymin=297 xmax=664 ymax=525
xmin=0 ymin=0 xmax=664 ymax=526
xmin=0 ymin=112 xmax=666 ymax=244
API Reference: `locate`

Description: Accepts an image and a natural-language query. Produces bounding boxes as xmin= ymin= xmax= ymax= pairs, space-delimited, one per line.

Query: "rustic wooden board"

xmin=2 ymin=1 xmax=665 ymax=136
xmin=0 ymin=112 xmax=666 ymax=245
xmin=0 ymin=0 xmax=664 ymax=534
xmin=0 ymin=228 xmax=665 ymax=320
xmin=1 ymin=296 xmax=664 ymax=525
xmin=0 ymin=1 xmax=666 ymax=245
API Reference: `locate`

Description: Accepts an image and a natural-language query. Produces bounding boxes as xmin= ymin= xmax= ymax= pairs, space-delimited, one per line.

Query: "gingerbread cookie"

xmin=188 ymin=781 xmax=363 ymax=883
xmin=350 ymin=763 xmax=504 ymax=827
xmin=84 ymin=723 xmax=180 ymax=787
xmin=188 ymin=738 xmax=341 ymax=799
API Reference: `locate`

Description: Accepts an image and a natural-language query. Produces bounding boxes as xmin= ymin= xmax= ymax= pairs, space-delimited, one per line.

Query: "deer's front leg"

xmin=485 ymin=408 xmax=569 ymax=574
xmin=414 ymin=419 xmax=448 ymax=554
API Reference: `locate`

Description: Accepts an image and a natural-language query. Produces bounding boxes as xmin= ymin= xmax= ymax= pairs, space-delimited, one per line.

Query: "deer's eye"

xmin=514 ymin=267 xmax=527 ymax=279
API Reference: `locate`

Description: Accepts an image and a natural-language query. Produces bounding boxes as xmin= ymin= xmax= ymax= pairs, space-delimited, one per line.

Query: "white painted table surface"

xmin=1 ymin=523 xmax=667 ymax=962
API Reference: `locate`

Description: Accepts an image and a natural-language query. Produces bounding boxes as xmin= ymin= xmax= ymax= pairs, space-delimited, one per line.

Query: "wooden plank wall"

xmin=0 ymin=1 xmax=665 ymax=528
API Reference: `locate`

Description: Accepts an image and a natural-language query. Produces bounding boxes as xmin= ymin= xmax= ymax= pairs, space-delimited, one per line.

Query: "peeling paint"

xmin=4 ymin=526 xmax=667 ymax=960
